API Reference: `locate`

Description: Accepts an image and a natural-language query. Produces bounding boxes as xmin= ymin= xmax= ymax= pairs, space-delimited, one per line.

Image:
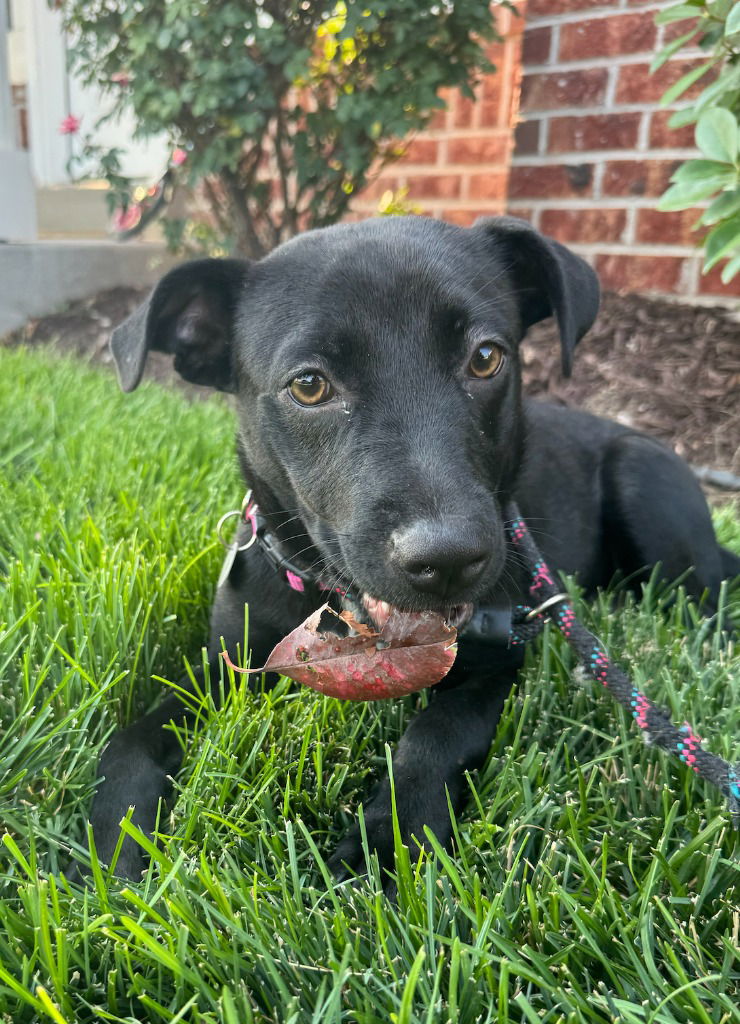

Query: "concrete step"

xmin=36 ymin=183 xmax=161 ymax=241
xmin=0 ymin=240 xmax=175 ymax=335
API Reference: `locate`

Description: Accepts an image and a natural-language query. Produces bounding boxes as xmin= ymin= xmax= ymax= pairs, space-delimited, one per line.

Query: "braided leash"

xmin=504 ymin=501 xmax=740 ymax=823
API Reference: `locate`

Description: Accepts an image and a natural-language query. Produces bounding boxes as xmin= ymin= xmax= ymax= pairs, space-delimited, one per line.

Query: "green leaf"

xmin=671 ymin=158 xmax=735 ymax=181
xmin=655 ymin=3 xmax=701 ymax=24
xmin=703 ymin=217 xmax=740 ymax=270
xmin=708 ymin=0 xmax=735 ymax=20
xmin=695 ymin=108 xmax=738 ymax=163
xmin=692 ymin=63 xmax=740 ymax=115
xmin=660 ymin=59 xmax=717 ymax=106
xmin=668 ymin=107 xmax=699 ymax=129
xmin=658 ymin=178 xmax=733 ymax=210
xmin=698 ymin=188 xmax=740 ymax=225
xmin=650 ymin=29 xmax=699 ymax=74
xmin=725 ymin=2 xmax=740 ymax=35
xmin=720 ymin=250 xmax=740 ymax=281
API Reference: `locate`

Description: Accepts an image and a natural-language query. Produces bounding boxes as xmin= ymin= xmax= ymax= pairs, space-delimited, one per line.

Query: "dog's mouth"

xmin=361 ymin=594 xmax=474 ymax=633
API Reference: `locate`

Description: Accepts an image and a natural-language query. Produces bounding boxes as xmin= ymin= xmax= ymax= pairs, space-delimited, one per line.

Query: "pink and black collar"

xmin=217 ymin=491 xmax=348 ymax=597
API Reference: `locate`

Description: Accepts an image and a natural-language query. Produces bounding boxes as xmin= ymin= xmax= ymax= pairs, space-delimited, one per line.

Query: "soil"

xmin=4 ymin=286 xmax=739 ymax=498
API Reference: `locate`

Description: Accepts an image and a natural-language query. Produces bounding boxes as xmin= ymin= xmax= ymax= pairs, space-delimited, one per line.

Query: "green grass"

xmin=1 ymin=346 xmax=738 ymax=1024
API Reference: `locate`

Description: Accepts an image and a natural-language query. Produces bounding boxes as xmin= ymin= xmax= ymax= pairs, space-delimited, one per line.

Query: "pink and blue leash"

xmin=504 ymin=502 xmax=740 ymax=823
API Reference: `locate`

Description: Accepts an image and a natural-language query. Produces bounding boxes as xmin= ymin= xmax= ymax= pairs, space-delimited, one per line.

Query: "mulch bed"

xmin=523 ymin=292 xmax=739 ymax=479
xmin=5 ymin=287 xmax=739 ymax=495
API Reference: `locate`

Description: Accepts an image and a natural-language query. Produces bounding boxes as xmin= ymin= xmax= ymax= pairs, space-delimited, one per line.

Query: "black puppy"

xmin=89 ymin=215 xmax=737 ymax=881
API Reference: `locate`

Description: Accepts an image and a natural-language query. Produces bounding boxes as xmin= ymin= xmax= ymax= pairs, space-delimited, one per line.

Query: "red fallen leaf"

xmin=221 ymin=602 xmax=458 ymax=700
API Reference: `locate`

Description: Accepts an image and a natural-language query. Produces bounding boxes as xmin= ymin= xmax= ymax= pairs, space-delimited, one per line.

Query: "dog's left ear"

xmin=473 ymin=216 xmax=600 ymax=377
xmin=110 ymin=258 xmax=249 ymax=392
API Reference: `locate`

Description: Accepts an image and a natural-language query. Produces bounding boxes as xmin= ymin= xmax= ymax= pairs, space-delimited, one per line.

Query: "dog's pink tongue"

xmin=257 ymin=601 xmax=458 ymax=700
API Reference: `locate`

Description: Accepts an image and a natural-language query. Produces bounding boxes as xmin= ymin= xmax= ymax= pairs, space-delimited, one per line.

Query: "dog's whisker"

xmin=280 ymin=531 xmax=312 ymax=546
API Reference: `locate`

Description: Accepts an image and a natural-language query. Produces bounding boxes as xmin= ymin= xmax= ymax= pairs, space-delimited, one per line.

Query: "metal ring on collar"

xmin=525 ymin=592 xmax=570 ymax=621
xmin=216 ymin=496 xmax=257 ymax=552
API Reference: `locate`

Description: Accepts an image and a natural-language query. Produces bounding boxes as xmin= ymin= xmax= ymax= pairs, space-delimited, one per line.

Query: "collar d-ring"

xmin=216 ymin=489 xmax=257 ymax=551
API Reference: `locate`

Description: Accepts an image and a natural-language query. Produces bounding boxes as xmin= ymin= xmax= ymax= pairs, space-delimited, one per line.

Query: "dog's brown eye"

xmin=468 ymin=342 xmax=504 ymax=379
xmin=288 ymin=372 xmax=334 ymax=406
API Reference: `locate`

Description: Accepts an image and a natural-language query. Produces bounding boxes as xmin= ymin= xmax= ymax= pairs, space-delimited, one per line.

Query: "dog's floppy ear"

xmin=110 ymin=258 xmax=249 ymax=392
xmin=473 ymin=216 xmax=600 ymax=377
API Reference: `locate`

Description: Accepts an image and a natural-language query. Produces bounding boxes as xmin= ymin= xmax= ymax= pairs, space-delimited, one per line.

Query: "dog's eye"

xmin=288 ymin=372 xmax=334 ymax=407
xmin=468 ymin=342 xmax=505 ymax=379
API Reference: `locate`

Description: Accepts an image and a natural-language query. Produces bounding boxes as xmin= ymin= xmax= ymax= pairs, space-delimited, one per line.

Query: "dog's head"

xmin=111 ymin=216 xmax=598 ymax=618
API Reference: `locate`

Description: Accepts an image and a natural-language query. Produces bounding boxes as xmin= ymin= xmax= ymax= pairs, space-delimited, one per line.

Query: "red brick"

xmin=635 ymin=208 xmax=703 ymax=246
xmin=595 ymin=254 xmax=685 ymax=293
xmin=504 ymin=207 xmax=535 ymax=223
xmin=485 ymin=39 xmax=509 ymax=66
xmin=476 ymin=75 xmax=505 ymax=128
xmin=559 ymin=13 xmax=656 ymax=61
xmin=467 ymin=171 xmax=510 ymax=201
xmin=399 ymin=139 xmax=439 ymax=165
xmin=447 ymin=135 xmax=508 ymax=165
xmin=508 ymin=163 xmax=594 ymax=199
xmin=664 ymin=19 xmax=701 ymax=44
xmin=428 ymin=98 xmax=450 ymax=131
xmin=520 ymin=69 xmax=608 ymax=112
xmin=479 ymin=95 xmax=511 ymax=129
xmin=602 ymin=160 xmax=681 ymax=197
xmin=648 ymin=110 xmax=696 ymax=149
xmin=540 ymin=207 xmax=628 ymax=243
xmin=441 ymin=208 xmax=504 ymax=226
xmin=481 ymin=73 xmax=503 ymax=106
xmin=616 ymin=59 xmax=715 ymax=105
xmin=409 ymin=174 xmax=461 ymax=200
xmin=523 ymin=26 xmax=551 ymax=65
xmin=428 ymin=109 xmax=448 ymax=131
xmin=361 ymin=176 xmax=401 ymax=200
xmin=528 ymin=0 xmax=606 ymax=16
xmin=514 ymin=119 xmax=540 ymax=156
xmin=454 ymin=94 xmax=477 ymax=129
xmin=697 ymin=262 xmax=740 ymax=297
xmin=548 ymin=114 xmax=641 ymax=153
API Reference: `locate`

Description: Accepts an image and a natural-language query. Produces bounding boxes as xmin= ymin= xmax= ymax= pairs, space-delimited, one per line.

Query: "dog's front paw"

xmin=327 ymin=782 xmax=454 ymax=888
xmin=105 ymin=842 xmax=148 ymax=881
xmin=65 ymin=841 xmax=147 ymax=885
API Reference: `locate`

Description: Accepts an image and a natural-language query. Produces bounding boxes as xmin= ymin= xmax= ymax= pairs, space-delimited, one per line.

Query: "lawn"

xmin=0 ymin=346 xmax=738 ymax=1024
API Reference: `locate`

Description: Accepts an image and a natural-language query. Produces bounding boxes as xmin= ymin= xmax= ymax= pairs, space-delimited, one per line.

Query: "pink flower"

xmin=111 ymin=71 xmax=131 ymax=87
xmin=171 ymin=147 xmax=188 ymax=167
xmin=113 ymin=206 xmax=142 ymax=232
xmin=59 ymin=114 xmax=81 ymax=135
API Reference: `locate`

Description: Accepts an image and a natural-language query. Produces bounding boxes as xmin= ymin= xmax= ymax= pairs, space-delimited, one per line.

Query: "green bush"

xmin=654 ymin=0 xmax=740 ymax=283
xmin=58 ymin=0 xmax=506 ymax=257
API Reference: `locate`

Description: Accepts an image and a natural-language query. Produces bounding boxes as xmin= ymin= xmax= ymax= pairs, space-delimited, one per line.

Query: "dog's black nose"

xmin=390 ymin=521 xmax=490 ymax=598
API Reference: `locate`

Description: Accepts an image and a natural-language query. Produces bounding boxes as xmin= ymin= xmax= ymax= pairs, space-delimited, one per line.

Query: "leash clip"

xmin=525 ymin=592 xmax=569 ymax=621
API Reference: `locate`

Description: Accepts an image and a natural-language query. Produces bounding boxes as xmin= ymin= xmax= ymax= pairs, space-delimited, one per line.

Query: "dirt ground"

xmin=5 ymin=286 xmax=739 ymax=498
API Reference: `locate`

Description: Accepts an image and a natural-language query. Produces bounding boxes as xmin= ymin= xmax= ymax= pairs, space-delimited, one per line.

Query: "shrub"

xmin=654 ymin=0 xmax=740 ymax=283
xmin=58 ymin=0 xmax=507 ymax=257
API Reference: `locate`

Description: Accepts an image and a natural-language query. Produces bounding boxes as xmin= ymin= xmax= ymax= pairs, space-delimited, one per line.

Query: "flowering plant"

xmin=56 ymin=0 xmax=507 ymax=257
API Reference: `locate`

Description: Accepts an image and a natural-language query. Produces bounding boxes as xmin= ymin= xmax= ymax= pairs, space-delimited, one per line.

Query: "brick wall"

xmin=351 ymin=4 xmax=523 ymax=224
xmin=351 ymin=1 xmax=739 ymax=302
xmin=509 ymin=0 xmax=740 ymax=300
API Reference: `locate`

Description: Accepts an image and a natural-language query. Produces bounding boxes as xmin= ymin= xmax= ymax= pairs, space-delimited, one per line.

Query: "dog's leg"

xmin=603 ymin=435 xmax=734 ymax=613
xmin=327 ymin=665 xmax=518 ymax=885
xmin=82 ymin=611 xmax=281 ymax=880
xmin=86 ymin=685 xmax=202 ymax=879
